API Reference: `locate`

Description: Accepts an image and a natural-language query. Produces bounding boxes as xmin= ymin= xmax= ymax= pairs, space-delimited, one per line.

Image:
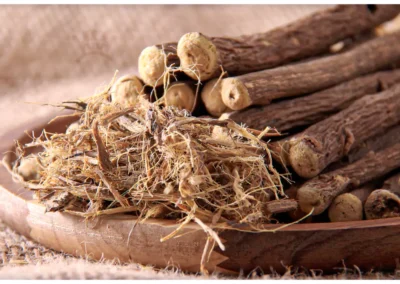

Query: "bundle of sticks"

xmin=137 ymin=5 xmax=400 ymax=223
xmin=13 ymin=5 xmax=400 ymax=226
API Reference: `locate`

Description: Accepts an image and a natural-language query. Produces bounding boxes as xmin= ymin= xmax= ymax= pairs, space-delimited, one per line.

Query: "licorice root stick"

xmin=271 ymin=123 xmax=400 ymax=171
xmin=177 ymin=5 xmax=400 ymax=81
xmin=364 ymin=173 xmax=400 ymax=220
xmin=201 ymin=79 xmax=232 ymax=117
xmin=221 ymin=69 xmax=400 ymax=131
xmin=269 ymin=135 xmax=297 ymax=167
xmin=164 ymin=81 xmax=197 ymax=112
xmin=297 ymin=143 xmax=400 ymax=215
xmin=138 ymin=42 xmax=180 ymax=87
xmin=285 ymin=185 xmax=310 ymax=222
xmin=110 ymin=75 xmax=146 ymax=107
xmin=264 ymin=199 xmax=298 ymax=215
xmin=383 ymin=172 xmax=400 ymax=192
xmin=325 ymin=124 xmax=400 ymax=172
xmin=349 ymin=125 xmax=400 ymax=163
xmin=328 ymin=184 xmax=376 ymax=222
xmin=220 ymin=31 xmax=400 ymax=110
xmin=288 ymin=83 xmax=400 ymax=179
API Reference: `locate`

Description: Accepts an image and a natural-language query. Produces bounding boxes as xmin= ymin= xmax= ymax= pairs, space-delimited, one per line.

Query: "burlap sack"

xmin=0 ymin=5 xmax=323 ymax=134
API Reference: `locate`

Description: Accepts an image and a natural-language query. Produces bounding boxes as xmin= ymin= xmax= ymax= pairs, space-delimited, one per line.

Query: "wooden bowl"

xmin=1 ymin=115 xmax=400 ymax=275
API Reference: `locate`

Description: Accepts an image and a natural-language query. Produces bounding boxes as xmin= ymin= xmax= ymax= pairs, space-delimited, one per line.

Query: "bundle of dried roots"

xmin=11 ymin=81 xmax=287 ymax=237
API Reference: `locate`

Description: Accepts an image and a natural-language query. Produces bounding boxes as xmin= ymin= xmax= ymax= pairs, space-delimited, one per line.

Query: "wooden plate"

xmin=1 ymin=115 xmax=400 ymax=274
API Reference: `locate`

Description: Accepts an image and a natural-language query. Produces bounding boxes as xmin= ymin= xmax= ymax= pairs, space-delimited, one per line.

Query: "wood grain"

xmin=2 ymin=116 xmax=400 ymax=274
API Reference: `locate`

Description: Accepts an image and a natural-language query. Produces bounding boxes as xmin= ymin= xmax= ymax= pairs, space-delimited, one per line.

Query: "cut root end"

xmin=138 ymin=46 xmax=166 ymax=87
xmin=297 ymin=186 xmax=322 ymax=215
xmin=177 ymin=32 xmax=219 ymax=81
xmin=221 ymin=78 xmax=252 ymax=111
xmin=298 ymin=175 xmax=350 ymax=215
xmin=328 ymin=193 xmax=363 ymax=222
xmin=289 ymin=139 xmax=322 ymax=179
xmin=201 ymin=79 xmax=231 ymax=117
xmin=365 ymin=189 xmax=400 ymax=219
xmin=110 ymin=75 xmax=145 ymax=107
xmin=164 ymin=82 xmax=196 ymax=112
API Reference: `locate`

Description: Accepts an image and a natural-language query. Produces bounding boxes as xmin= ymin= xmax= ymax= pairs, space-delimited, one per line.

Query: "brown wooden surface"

xmin=2 ymin=115 xmax=400 ymax=274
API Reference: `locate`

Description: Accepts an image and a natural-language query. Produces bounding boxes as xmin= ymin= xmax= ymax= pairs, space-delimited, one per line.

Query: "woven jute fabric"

xmin=0 ymin=4 xmax=323 ymax=135
xmin=4 ymin=4 xmax=396 ymax=279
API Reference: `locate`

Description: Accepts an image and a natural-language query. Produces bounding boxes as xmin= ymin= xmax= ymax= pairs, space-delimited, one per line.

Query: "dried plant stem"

xmin=177 ymin=5 xmax=400 ymax=81
xmin=15 ymin=87 xmax=286 ymax=238
xmin=220 ymin=31 xmax=400 ymax=110
xmin=365 ymin=172 xmax=400 ymax=219
xmin=264 ymin=199 xmax=298 ymax=215
xmin=364 ymin=189 xmax=400 ymax=220
xmin=326 ymin=124 xmax=400 ymax=171
xmin=285 ymin=185 xmax=311 ymax=222
xmin=201 ymin=75 xmax=231 ymax=117
xmin=110 ymin=75 xmax=146 ymax=107
xmin=383 ymin=172 xmax=400 ymax=193
xmin=95 ymin=170 xmax=130 ymax=208
xmin=222 ymin=69 xmax=400 ymax=131
xmin=269 ymin=134 xmax=298 ymax=167
xmin=164 ymin=81 xmax=197 ymax=112
xmin=289 ymin=83 xmax=400 ymax=179
xmin=328 ymin=183 xmax=376 ymax=222
xmin=297 ymin=143 xmax=400 ymax=215
xmin=138 ymin=43 xmax=180 ymax=87
xmin=92 ymin=120 xmax=113 ymax=171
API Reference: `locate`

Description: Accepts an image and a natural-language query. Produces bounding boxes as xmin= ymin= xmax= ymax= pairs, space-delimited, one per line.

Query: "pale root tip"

xmin=138 ymin=46 xmax=165 ymax=87
xmin=297 ymin=186 xmax=322 ymax=215
xmin=221 ymin=78 xmax=251 ymax=111
xmin=328 ymin=193 xmax=363 ymax=222
xmin=165 ymin=83 xmax=195 ymax=112
xmin=297 ymin=183 xmax=323 ymax=215
xmin=177 ymin=32 xmax=218 ymax=81
xmin=298 ymin=175 xmax=350 ymax=215
xmin=289 ymin=139 xmax=321 ymax=179
xmin=111 ymin=75 xmax=144 ymax=107
xmin=18 ymin=157 xmax=41 ymax=181
xmin=201 ymin=79 xmax=230 ymax=117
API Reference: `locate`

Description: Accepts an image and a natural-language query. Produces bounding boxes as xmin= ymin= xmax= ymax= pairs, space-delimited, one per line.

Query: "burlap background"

xmin=3 ymin=4 xmax=395 ymax=279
